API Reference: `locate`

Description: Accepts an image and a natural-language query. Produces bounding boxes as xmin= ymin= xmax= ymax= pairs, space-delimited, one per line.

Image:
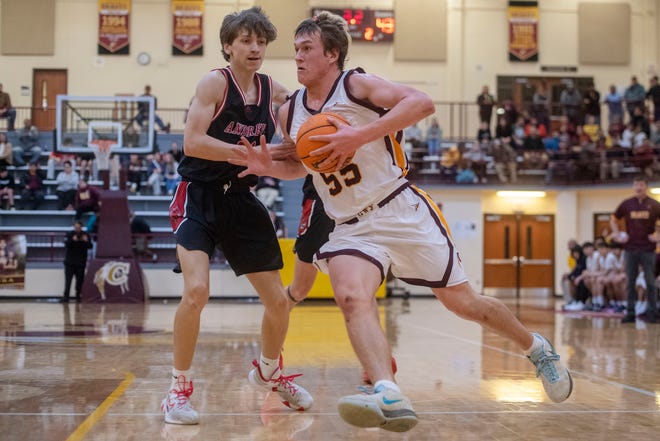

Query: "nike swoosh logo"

xmin=382 ymin=396 xmax=403 ymax=405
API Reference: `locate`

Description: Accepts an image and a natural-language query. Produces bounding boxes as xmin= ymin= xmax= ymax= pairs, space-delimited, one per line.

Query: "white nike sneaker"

xmin=527 ymin=333 xmax=573 ymax=403
xmin=337 ymin=385 xmax=418 ymax=432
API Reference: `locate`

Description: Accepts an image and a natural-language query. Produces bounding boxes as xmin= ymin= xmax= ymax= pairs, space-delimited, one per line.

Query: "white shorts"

xmin=315 ymin=185 xmax=468 ymax=288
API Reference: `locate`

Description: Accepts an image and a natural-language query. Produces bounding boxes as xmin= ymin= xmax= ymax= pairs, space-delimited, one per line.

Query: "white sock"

xmin=524 ymin=334 xmax=543 ymax=356
xmin=171 ymin=368 xmax=191 ymax=390
xmin=259 ymin=354 xmax=280 ymax=380
xmin=374 ymin=380 xmax=400 ymax=393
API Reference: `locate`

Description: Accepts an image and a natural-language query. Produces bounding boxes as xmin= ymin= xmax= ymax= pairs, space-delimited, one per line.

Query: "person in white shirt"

xmin=54 ymin=160 xmax=79 ymax=210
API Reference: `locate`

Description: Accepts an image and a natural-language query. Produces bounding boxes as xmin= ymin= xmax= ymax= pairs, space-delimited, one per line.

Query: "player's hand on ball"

xmin=309 ymin=114 xmax=357 ymax=172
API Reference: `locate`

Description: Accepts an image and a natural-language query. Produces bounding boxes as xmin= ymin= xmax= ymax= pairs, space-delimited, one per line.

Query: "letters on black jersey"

xmin=223 ymin=121 xmax=267 ymax=138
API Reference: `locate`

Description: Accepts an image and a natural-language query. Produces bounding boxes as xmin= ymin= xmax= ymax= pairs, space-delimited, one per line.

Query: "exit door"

xmin=483 ymin=213 xmax=555 ymax=297
xmin=32 ymin=69 xmax=68 ymax=131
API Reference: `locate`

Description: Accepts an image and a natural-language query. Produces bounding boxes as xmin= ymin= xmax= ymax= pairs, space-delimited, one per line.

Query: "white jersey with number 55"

xmin=287 ymin=68 xmax=409 ymax=224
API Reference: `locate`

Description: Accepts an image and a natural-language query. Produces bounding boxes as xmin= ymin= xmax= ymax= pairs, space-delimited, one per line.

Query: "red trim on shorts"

xmin=169 ymin=181 xmax=189 ymax=232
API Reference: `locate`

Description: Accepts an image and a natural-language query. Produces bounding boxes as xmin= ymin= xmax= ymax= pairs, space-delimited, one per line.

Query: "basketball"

xmin=296 ymin=112 xmax=352 ymax=173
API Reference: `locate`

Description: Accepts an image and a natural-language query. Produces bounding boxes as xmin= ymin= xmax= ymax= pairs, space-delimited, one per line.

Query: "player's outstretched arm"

xmin=230 ymin=135 xmax=307 ymax=180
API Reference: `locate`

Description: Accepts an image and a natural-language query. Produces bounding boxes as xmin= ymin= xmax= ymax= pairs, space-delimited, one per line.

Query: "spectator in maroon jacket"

xmin=74 ymin=179 xmax=101 ymax=220
xmin=19 ymin=162 xmax=45 ymax=210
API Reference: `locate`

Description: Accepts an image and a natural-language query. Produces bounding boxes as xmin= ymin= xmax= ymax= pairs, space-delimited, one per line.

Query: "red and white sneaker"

xmin=248 ymin=358 xmax=313 ymax=411
xmin=362 ymin=357 xmax=398 ymax=385
xmin=161 ymin=375 xmax=199 ymax=425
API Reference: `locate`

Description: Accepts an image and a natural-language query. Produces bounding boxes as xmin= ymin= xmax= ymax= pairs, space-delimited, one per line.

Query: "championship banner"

xmin=508 ymin=1 xmax=538 ymax=62
xmin=98 ymin=0 xmax=131 ymax=55
xmin=0 ymin=234 xmax=27 ymax=290
xmin=172 ymin=0 xmax=204 ymax=56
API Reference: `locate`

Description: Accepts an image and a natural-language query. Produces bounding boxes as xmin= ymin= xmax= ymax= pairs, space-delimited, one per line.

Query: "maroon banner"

xmin=98 ymin=0 xmax=130 ymax=55
xmin=508 ymin=1 xmax=538 ymax=62
xmin=172 ymin=0 xmax=204 ymax=56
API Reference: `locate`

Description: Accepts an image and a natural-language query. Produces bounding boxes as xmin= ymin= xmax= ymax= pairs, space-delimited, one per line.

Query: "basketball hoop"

xmin=90 ymin=139 xmax=114 ymax=153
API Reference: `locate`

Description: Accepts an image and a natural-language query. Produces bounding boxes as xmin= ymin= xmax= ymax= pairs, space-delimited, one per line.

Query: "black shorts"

xmin=170 ymin=180 xmax=282 ymax=276
xmin=293 ymin=195 xmax=335 ymax=263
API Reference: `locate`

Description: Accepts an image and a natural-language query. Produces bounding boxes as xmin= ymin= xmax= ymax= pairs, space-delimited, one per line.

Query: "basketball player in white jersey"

xmin=230 ymin=11 xmax=572 ymax=432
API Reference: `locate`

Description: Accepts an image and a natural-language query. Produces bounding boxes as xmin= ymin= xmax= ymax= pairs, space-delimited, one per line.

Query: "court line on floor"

xmin=2 ymin=408 xmax=659 ymax=418
xmin=399 ymin=319 xmax=658 ymax=398
xmin=64 ymin=371 xmax=135 ymax=441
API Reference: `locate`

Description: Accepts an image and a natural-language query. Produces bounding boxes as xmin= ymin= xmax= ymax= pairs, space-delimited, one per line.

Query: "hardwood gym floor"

xmin=1 ymin=296 xmax=659 ymax=440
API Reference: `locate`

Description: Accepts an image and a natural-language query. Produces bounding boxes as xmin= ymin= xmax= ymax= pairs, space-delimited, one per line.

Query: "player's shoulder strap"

xmin=285 ymin=89 xmax=302 ymax=135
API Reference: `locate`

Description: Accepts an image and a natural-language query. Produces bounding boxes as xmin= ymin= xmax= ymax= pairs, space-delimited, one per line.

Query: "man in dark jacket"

xmin=63 ymin=220 xmax=93 ymax=302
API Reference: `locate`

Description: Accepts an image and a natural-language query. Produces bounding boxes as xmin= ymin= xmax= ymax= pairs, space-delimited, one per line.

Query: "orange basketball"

xmin=296 ymin=112 xmax=353 ymax=173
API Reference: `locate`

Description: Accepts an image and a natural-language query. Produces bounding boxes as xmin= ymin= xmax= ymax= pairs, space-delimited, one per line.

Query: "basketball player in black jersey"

xmin=161 ymin=7 xmax=312 ymax=425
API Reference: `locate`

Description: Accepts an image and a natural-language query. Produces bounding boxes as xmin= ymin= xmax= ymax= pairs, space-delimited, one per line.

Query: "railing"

xmin=8 ymin=232 xmax=177 ymax=264
xmin=3 ymin=101 xmax=634 ymax=140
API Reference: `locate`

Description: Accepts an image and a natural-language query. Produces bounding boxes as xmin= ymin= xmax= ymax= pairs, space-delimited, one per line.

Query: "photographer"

xmin=62 ymin=219 xmax=92 ymax=302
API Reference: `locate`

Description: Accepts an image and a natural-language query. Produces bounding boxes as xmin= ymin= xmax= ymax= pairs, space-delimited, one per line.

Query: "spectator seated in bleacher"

xmin=168 ymin=141 xmax=183 ymax=163
xmin=476 ymin=121 xmax=492 ymax=144
xmin=74 ymin=179 xmax=101 ymax=221
xmin=524 ymin=116 xmax=547 ymax=138
xmin=601 ymin=136 xmax=625 ymax=181
xmin=130 ymin=211 xmax=157 ymax=262
xmin=268 ymin=209 xmax=287 ymax=239
xmin=463 ymin=141 xmax=489 ymax=183
xmin=404 ymin=122 xmax=425 ymax=150
xmin=490 ymin=138 xmax=517 ymax=184
xmin=563 ymin=244 xmax=589 ymax=311
xmin=18 ymin=162 xmax=45 ymax=210
xmin=543 ymin=130 xmax=560 ymax=152
xmin=545 ymin=141 xmax=576 ymax=185
xmin=440 ymin=145 xmax=461 ymax=178
xmin=521 ymin=125 xmax=548 ymax=170
xmin=0 ymin=132 xmax=13 ymax=166
xmin=0 ymin=166 xmax=16 ymax=210
xmin=12 ymin=118 xmax=42 ymax=166
xmin=255 ymin=175 xmax=280 ymax=210
xmin=123 ymin=125 xmax=140 ymax=147
xmin=46 ymin=137 xmax=76 ymax=179
xmin=162 ymin=152 xmax=180 ymax=196
xmin=146 ymin=152 xmax=164 ymax=196
xmin=632 ymin=138 xmax=655 ymax=179
xmin=599 ymin=240 xmax=627 ymax=312
xmin=572 ymin=138 xmax=599 ymax=183
xmin=582 ymin=115 xmax=600 ymax=143
xmin=495 ymin=116 xmax=512 ymax=139
xmin=425 ymin=117 xmax=442 ymax=156
xmin=126 ymin=154 xmax=146 ymax=194
xmin=584 ymin=239 xmax=609 ymax=311
xmin=455 ymin=158 xmax=477 ymax=184
xmin=54 ymin=160 xmax=79 ymax=210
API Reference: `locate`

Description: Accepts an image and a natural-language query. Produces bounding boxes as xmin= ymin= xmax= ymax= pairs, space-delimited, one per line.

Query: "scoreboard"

xmin=311 ymin=8 xmax=395 ymax=42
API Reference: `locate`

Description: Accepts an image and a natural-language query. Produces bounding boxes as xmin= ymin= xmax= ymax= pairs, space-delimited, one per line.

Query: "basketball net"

xmin=89 ymin=139 xmax=115 ymax=170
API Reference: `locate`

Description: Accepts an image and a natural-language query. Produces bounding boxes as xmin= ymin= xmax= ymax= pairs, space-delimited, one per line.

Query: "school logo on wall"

xmin=94 ymin=261 xmax=131 ymax=300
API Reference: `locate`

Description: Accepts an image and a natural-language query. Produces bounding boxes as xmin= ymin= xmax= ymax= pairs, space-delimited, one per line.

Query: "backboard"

xmin=55 ymin=95 xmax=156 ymax=154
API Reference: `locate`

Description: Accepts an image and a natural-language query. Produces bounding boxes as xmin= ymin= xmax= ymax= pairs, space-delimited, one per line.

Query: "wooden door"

xmin=32 ymin=69 xmax=67 ymax=131
xmin=483 ymin=213 xmax=555 ymax=297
